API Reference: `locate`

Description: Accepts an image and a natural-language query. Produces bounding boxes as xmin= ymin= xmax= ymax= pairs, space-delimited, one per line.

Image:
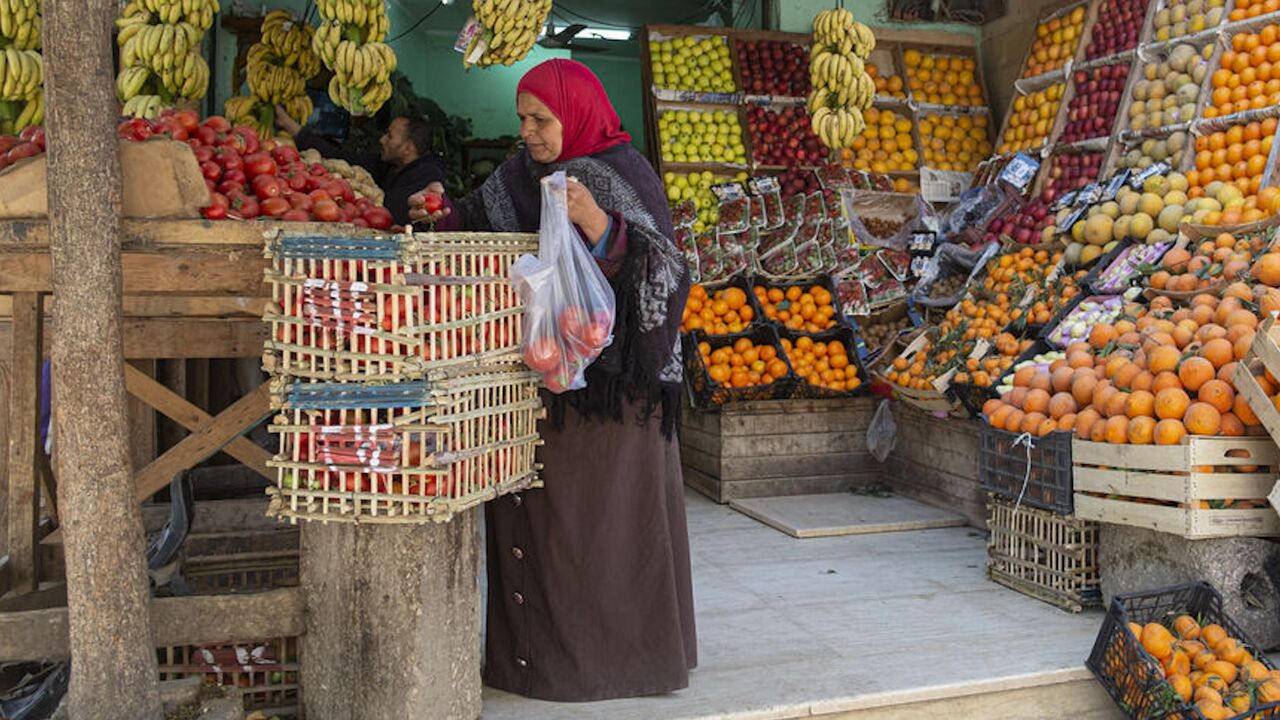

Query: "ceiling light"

xmin=577 ymin=26 xmax=632 ymax=41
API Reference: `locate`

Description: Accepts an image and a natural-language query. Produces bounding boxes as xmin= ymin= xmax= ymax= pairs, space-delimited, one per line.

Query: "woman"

xmin=411 ymin=59 xmax=696 ymax=702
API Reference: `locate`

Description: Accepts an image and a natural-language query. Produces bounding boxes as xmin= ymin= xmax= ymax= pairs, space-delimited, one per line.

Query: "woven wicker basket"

xmin=266 ymin=365 xmax=544 ymax=524
xmin=262 ymin=230 xmax=538 ymax=383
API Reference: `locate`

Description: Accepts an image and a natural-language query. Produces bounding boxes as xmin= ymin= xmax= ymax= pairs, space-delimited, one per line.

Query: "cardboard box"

xmin=0 ymin=138 xmax=209 ymax=219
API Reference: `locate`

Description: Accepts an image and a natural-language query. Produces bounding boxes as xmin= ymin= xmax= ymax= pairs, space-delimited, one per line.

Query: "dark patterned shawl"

xmin=443 ymin=144 xmax=690 ymax=438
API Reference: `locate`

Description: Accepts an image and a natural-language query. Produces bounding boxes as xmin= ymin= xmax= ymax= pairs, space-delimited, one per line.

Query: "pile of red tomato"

xmin=0 ymin=109 xmax=394 ymax=228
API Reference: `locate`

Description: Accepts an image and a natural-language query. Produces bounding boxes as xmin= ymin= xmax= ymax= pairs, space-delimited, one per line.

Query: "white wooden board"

xmin=728 ymin=492 xmax=968 ymax=538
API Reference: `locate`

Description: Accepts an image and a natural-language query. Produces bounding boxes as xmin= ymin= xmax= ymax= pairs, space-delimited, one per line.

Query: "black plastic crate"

xmin=979 ymin=422 xmax=1074 ymax=514
xmin=1087 ymin=582 xmax=1280 ymax=720
xmin=683 ymin=325 xmax=796 ymax=410
xmin=950 ymin=381 xmax=999 ymax=419
xmin=778 ymin=326 xmax=869 ymax=399
xmin=746 ymin=274 xmax=850 ymax=332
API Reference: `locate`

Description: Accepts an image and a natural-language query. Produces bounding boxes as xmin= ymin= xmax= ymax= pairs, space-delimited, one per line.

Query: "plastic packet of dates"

xmin=844 ymin=190 xmax=931 ymax=250
xmin=909 ymin=242 xmax=991 ymax=308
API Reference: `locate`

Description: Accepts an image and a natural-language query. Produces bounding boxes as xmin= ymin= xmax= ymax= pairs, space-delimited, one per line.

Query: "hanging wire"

xmin=387 ymin=1 xmax=446 ymax=44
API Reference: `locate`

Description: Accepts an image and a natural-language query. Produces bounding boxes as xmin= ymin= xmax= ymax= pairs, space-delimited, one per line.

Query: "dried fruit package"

xmin=511 ymin=172 xmax=617 ymax=394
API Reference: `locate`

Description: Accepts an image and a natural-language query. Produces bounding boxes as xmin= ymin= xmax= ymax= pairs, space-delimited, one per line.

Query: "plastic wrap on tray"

xmin=723 ymin=244 xmax=752 ymax=276
xmin=796 ymin=240 xmax=824 ymax=275
xmin=1045 ymin=295 xmax=1125 ymax=348
xmin=699 ymin=246 xmax=726 ymax=281
xmin=749 ymin=176 xmax=785 ymax=232
xmin=820 ymin=242 xmax=839 ymax=274
xmin=822 ymin=188 xmax=846 ymax=223
xmin=817 ymin=163 xmax=855 ymax=191
xmin=717 ymin=196 xmax=750 ymax=234
xmin=835 ymin=275 xmax=870 ymax=316
xmin=879 ymin=249 xmax=911 ymax=281
xmin=757 ymin=226 xmax=796 ymax=257
xmin=748 ymin=196 xmax=766 ymax=230
xmin=803 ymin=192 xmax=826 ymax=224
xmin=695 ymin=229 xmax=718 ymax=252
xmin=862 ymin=258 xmax=907 ymax=307
xmin=1090 ymin=241 xmax=1173 ymax=294
xmin=671 ymin=199 xmax=697 ymax=227
xmin=782 ymin=193 xmax=806 ymax=228
xmin=674 ymin=226 xmax=697 ymax=254
xmin=717 ymin=225 xmax=754 ymax=251
xmin=759 ymin=241 xmax=798 ymax=276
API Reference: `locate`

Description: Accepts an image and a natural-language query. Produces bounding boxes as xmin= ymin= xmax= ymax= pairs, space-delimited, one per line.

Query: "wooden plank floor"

xmin=481 ymin=489 xmax=1122 ymax=720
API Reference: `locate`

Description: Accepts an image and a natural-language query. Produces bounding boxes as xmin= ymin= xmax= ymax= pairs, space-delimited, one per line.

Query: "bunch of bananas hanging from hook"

xmin=808 ymin=8 xmax=876 ymax=151
xmin=259 ymin=9 xmax=321 ymax=78
xmin=466 ymin=0 xmax=552 ymax=68
xmin=0 ymin=0 xmax=41 ymax=52
xmin=119 ymin=0 xmax=218 ymax=33
xmin=225 ymin=11 xmax=322 ymax=139
xmin=313 ymin=0 xmax=395 ymax=116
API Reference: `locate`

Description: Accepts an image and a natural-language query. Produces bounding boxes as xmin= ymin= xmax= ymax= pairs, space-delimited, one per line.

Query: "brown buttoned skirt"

xmin=483 ymin=400 xmax=697 ymax=702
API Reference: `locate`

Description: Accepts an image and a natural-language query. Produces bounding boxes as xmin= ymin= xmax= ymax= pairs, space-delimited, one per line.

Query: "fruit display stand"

xmin=1071 ymin=436 xmax=1280 ymax=538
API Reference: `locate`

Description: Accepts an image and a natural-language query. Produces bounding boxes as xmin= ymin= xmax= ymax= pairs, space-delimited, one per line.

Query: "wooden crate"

xmin=158 ymin=635 xmax=300 ymax=717
xmin=986 ymin=494 xmax=1100 ymax=613
xmin=680 ymin=396 xmax=879 ymax=503
xmin=1072 ymin=436 xmax=1280 ymax=539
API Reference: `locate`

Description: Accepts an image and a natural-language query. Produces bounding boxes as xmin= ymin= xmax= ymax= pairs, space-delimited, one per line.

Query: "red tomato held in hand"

xmin=522 ymin=336 xmax=562 ymax=374
xmin=422 ymin=192 xmax=444 ymax=213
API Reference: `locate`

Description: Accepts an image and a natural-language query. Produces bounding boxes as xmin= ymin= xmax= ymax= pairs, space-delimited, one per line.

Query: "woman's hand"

xmin=566 ymin=178 xmax=609 ymax=246
xmin=274 ymin=105 xmax=302 ymax=136
xmin=408 ymin=181 xmax=450 ymax=224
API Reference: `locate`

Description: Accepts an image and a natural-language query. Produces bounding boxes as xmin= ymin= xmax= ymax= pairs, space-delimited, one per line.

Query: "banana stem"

xmin=0 ymin=99 xmax=20 ymax=122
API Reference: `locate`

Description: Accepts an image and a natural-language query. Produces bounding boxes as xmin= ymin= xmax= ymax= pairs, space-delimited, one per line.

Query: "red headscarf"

xmin=516 ymin=59 xmax=632 ymax=162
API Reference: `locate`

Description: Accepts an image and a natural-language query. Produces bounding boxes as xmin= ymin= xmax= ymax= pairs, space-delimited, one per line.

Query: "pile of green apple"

xmin=650 ymin=36 xmax=737 ymax=94
xmin=658 ymin=109 xmax=748 ymax=165
xmin=1127 ymin=43 xmax=1210 ymax=132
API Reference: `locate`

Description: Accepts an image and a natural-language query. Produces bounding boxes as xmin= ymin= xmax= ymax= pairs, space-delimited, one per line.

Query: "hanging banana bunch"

xmin=313 ymin=0 xmax=396 ymax=116
xmin=0 ymin=0 xmax=42 ymax=134
xmin=115 ymin=0 xmax=218 ymax=118
xmin=225 ymin=11 xmax=322 ymax=138
xmin=808 ymin=8 xmax=876 ymax=151
xmin=465 ymin=0 xmax=552 ymax=68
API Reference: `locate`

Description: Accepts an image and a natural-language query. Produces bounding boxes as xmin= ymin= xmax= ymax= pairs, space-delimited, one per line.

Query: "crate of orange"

xmin=1186 ymin=115 xmax=1280 ymax=227
xmin=750 ymin=277 xmax=844 ymax=333
xmin=683 ymin=325 xmax=795 ymax=410
xmin=680 ymin=277 xmax=760 ymax=337
xmin=779 ymin=327 xmax=867 ymax=399
xmin=1088 ymin=581 xmax=1280 ymax=720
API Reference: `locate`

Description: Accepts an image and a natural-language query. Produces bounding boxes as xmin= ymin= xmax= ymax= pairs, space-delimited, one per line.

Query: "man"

xmin=274 ymin=106 xmax=448 ymax=226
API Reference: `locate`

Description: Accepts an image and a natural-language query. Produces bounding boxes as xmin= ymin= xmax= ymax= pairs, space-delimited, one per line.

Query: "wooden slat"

xmin=0 ymin=319 xmax=269 ymax=359
xmin=134 ymin=381 xmax=273 ymax=500
xmin=720 ymin=451 xmax=871 ymax=481
xmin=718 ymin=431 xmax=870 ymax=458
xmin=1073 ymin=466 xmax=1278 ymax=504
xmin=0 ymin=249 xmax=268 ymax=295
xmin=0 ymin=295 xmax=269 ymax=318
xmin=6 ymin=292 xmax=40 ymax=594
xmin=1236 ymin=364 xmax=1280 ymax=449
xmin=0 ymin=587 xmax=304 ymax=663
xmin=1073 ymin=493 xmax=1280 ymax=539
xmin=0 ymin=218 xmax=312 ymax=249
xmin=123 ymin=363 xmax=272 ymax=480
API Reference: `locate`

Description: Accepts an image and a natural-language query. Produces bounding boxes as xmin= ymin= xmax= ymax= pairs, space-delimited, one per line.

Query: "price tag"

xmin=455 ymin=16 xmax=484 ymax=53
xmin=999 ymin=152 xmax=1041 ymax=193
xmin=1130 ymin=161 xmax=1171 ymax=189
xmin=748 ymin=176 xmax=780 ymax=195
xmin=1060 ymin=205 xmax=1088 ymax=233
xmin=909 ymin=231 xmax=936 ymax=254
xmin=1075 ymin=182 xmax=1103 ymax=206
xmin=1101 ymin=170 xmax=1131 ymax=202
xmin=906 ymin=300 xmax=924 ymax=326
xmin=1052 ymin=190 xmax=1078 ymax=211
xmin=910 ymin=255 xmax=931 ymax=278
xmin=711 ymin=182 xmax=747 ymax=202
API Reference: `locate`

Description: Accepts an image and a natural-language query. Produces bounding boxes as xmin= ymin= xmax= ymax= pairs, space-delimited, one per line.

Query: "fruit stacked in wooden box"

xmin=261 ymin=229 xmax=544 ymax=523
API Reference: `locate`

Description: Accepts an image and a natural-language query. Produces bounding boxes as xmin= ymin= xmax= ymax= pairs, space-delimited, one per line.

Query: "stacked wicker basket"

xmin=260 ymin=229 xmax=544 ymax=524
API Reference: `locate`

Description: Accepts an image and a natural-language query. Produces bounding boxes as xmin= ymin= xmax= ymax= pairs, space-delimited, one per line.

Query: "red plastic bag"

xmin=512 ymin=172 xmax=617 ymax=393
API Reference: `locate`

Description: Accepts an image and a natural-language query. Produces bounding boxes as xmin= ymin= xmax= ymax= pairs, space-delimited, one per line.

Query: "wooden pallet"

xmin=680 ymin=397 xmax=879 ymax=503
xmin=1072 ymin=436 xmax=1280 ymax=539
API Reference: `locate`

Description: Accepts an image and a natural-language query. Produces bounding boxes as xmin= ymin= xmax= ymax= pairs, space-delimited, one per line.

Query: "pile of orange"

xmin=681 ymin=284 xmax=755 ymax=335
xmin=1149 ymin=232 xmax=1268 ymax=293
xmin=1021 ymin=270 xmax=1086 ymax=326
xmin=846 ymin=107 xmax=918 ymax=173
xmin=1021 ymin=6 xmax=1086 ymax=78
xmin=1230 ymin=0 xmax=1280 ymax=24
xmin=983 ymin=293 xmax=1267 ymax=442
xmin=697 ymin=337 xmax=789 ymax=388
xmin=866 ymin=62 xmax=906 ymax=99
xmin=1188 ymin=119 xmax=1280 ymax=220
xmin=902 ymin=50 xmax=986 ymax=107
xmin=953 ymin=332 xmax=1034 ymax=388
xmin=782 ymin=336 xmax=861 ymax=392
xmin=1207 ymin=27 xmax=1280 ymax=119
xmin=1119 ymin=615 xmax=1280 ymax=718
xmin=999 ymin=83 xmax=1064 ymax=154
xmin=752 ymin=283 xmax=838 ymax=332
xmin=919 ymin=113 xmax=992 ymax=172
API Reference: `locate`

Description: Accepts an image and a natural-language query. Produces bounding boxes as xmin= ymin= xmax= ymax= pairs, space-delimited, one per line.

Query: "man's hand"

xmin=408 ymin=182 xmax=450 ymax=224
xmin=566 ymin=178 xmax=609 ymax=246
xmin=274 ymin=105 xmax=303 ymax=136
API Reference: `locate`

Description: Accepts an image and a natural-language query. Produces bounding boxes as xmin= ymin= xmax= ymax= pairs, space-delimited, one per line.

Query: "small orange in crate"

xmin=698 ymin=337 xmax=788 ymax=388
xmin=781 ymin=336 xmax=861 ymax=393
xmin=681 ymin=283 xmax=755 ymax=334
xmin=752 ymin=283 xmax=838 ymax=332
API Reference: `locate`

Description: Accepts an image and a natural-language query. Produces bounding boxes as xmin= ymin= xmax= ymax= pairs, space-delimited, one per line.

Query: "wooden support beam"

xmin=187 ymin=358 xmax=210 ymax=411
xmin=0 ymin=587 xmax=304 ymax=663
xmin=6 ymin=292 xmax=41 ymax=594
xmin=133 ymin=381 xmax=273 ymax=501
xmin=0 ymin=250 xmax=268 ymax=296
xmin=127 ymin=360 xmax=157 ymax=477
xmin=123 ymin=363 xmax=272 ymax=480
xmin=156 ymin=359 xmax=187 ymax=452
xmin=0 ymin=318 xmax=267 ymax=359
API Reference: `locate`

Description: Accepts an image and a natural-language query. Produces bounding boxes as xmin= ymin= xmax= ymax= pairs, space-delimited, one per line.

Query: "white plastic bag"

xmin=511 ymin=171 xmax=617 ymax=393
xmin=867 ymin=399 xmax=897 ymax=463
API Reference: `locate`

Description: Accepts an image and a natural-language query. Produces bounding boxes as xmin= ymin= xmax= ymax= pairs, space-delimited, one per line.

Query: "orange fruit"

xmin=1185 ymin=402 xmax=1224 ymax=436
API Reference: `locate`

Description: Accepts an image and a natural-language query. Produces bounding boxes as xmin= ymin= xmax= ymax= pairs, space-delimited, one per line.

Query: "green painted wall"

xmin=777 ymin=0 xmax=981 ymax=41
xmin=573 ymin=52 xmax=646 ymax=153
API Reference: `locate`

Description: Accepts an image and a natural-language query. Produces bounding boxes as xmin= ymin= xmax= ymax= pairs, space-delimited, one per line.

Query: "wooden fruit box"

xmin=680 ymin=396 xmax=880 ymax=503
xmin=872 ymin=330 xmax=973 ymax=417
xmin=1072 ymin=437 xmax=1280 ymax=539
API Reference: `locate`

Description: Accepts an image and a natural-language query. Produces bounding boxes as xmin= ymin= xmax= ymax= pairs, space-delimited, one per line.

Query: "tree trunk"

xmin=301 ymin=513 xmax=483 ymax=719
xmin=44 ymin=3 xmax=162 ymax=717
